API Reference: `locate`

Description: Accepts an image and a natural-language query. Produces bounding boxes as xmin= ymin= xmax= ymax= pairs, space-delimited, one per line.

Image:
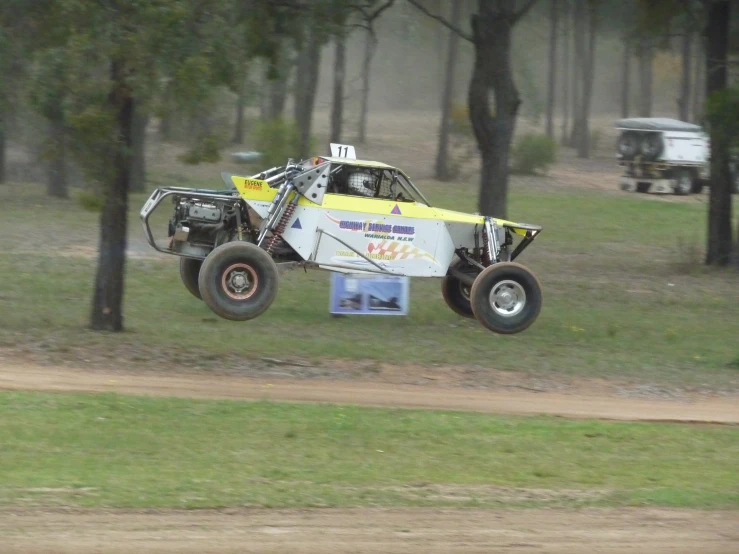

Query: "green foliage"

xmin=512 ymin=134 xmax=557 ymax=175
xmin=252 ymin=117 xmax=308 ymax=167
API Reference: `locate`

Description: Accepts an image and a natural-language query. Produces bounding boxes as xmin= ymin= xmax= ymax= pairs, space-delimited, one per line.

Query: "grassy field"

xmin=0 ymin=173 xmax=738 ymax=389
xmin=0 ymin=390 xmax=737 ymax=509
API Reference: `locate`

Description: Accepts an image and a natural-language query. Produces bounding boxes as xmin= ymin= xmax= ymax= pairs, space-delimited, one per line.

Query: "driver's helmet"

xmin=347 ymin=171 xmax=376 ymax=197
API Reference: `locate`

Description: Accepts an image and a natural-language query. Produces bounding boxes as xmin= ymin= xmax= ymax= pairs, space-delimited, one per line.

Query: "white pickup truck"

xmin=616 ymin=118 xmax=710 ymax=195
xmin=615 ymin=117 xmax=739 ymax=195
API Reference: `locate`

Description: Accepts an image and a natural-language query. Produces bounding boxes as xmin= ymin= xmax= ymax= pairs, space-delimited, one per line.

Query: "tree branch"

xmin=367 ymin=0 xmax=396 ymax=22
xmin=512 ymin=0 xmax=539 ymax=24
xmin=406 ymin=0 xmax=473 ymax=42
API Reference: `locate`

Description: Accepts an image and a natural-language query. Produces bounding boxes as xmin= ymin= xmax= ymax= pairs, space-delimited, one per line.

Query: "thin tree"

xmin=545 ymin=0 xmax=558 ymax=139
xmin=294 ymin=29 xmax=322 ymax=159
xmin=570 ymin=0 xmax=585 ymax=148
xmin=357 ymin=29 xmax=376 ymax=144
xmin=576 ymin=0 xmax=597 ymax=158
xmin=569 ymin=3 xmax=581 ymax=147
xmin=0 ymin=116 xmax=5 ymax=184
xmin=435 ymin=0 xmax=462 ymax=180
xmin=677 ymin=27 xmax=692 ymax=121
xmin=637 ymin=35 xmax=653 ymax=117
xmin=704 ymin=0 xmax=732 ymax=266
xmin=409 ymin=0 xmax=539 ymax=219
xmin=232 ymin=70 xmax=247 ymax=143
xmin=621 ymin=40 xmax=631 ymax=118
xmin=356 ymin=0 xmax=396 ymax=143
xmin=560 ymin=0 xmax=570 ymax=143
xmin=130 ymin=104 xmax=148 ymax=193
xmin=330 ymin=30 xmax=347 ymax=143
xmin=691 ymin=31 xmax=704 ymax=122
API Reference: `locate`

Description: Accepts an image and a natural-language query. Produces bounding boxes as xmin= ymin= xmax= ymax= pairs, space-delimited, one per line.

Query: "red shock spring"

xmin=265 ymin=202 xmax=297 ymax=254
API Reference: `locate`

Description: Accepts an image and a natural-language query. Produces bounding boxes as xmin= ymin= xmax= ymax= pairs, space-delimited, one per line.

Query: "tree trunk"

xmin=560 ymin=0 xmax=570 ymax=144
xmin=260 ymin=65 xmax=271 ymax=121
xmin=621 ymin=41 xmax=630 ymax=118
xmin=90 ymin=60 xmax=133 ymax=332
xmin=267 ymin=77 xmax=288 ymax=120
xmin=468 ymin=4 xmax=522 ymax=220
xmin=46 ymin=114 xmax=68 ymax=198
xmin=677 ymin=30 xmax=692 ymax=122
xmin=692 ymin=33 xmax=704 ymax=122
xmin=435 ymin=0 xmax=462 ymax=181
xmin=357 ymin=29 xmax=376 ymax=144
xmin=232 ymin=72 xmax=245 ymax=143
xmin=570 ymin=0 xmax=585 ymax=148
xmin=577 ymin=0 xmax=596 ymax=159
xmin=545 ymin=0 xmax=558 ymax=139
xmin=705 ymin=0 xmax=732 ymax=267
xmin=637 ymin=36 xmax=653 ymax=117
xmin=130 ymin=105 xmax=148 ymax=193
xmin=0 ymin=124 xmax=5 ymax=184
xmin=295 ymin=31 xmax=322 ymax=159
xmin=330 ymin=33 xmax=346 ymax=144
xmin=158 ymin=80 xmax=173 ymax=141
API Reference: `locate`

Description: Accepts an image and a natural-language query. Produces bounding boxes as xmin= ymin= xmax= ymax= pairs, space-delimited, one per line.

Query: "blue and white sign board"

xmin=329 ymin=272 xmax=410 ymax=316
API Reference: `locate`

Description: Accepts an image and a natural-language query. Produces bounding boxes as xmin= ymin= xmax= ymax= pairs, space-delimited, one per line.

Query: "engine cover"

xmin=187 ymin=203 xmax=222 ymax=222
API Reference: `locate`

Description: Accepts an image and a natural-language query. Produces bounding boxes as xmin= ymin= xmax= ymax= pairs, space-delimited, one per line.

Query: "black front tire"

xmin=179 ymin=257 xmax=203 ymax=300
xmin=198 ymin=242 xmax=279 ymax=321
xmin=470 ymin=262 xmax=542 ymax=335
xmin=441 ymin=260 xmax=477 ymax=318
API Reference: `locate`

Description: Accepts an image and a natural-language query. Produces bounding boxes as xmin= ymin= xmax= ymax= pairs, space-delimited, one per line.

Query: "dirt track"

xmin=1 ymin=363 xmax=738 ymax=423
xmin=2 ymin=508 xmax=738 ymax=554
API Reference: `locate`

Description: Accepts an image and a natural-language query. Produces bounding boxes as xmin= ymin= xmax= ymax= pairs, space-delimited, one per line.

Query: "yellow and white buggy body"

xmin=140 ymin=149 xmax=543 ymax=334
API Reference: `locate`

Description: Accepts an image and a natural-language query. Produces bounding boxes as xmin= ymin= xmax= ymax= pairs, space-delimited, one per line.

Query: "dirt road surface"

xmin=1 ymin=364 xmax=737 ymax=423
xmin=2 ymin=508 xmax=738 ymax=554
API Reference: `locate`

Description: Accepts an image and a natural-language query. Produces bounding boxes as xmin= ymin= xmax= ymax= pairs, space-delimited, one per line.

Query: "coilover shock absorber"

xmin=264 ymin=198 xmax=297 ymax=254
xmin=482 ymin=228 xmax=491 ymax=265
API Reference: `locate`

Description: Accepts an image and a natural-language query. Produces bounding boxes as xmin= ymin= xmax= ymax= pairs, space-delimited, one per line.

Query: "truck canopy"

xmin=614 ymin=118 xmax=703 ymax=133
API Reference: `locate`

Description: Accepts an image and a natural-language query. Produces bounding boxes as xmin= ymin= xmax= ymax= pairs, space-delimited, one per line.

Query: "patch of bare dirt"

xmin=1 ymin=363 xmax=737 ymax=424
xmin=1 ymin=508 xmax=737 ymax=554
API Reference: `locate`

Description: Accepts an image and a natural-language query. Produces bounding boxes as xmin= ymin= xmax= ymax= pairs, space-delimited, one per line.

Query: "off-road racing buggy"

xmin=615 ymin=117 xmax=739 ymax=195
xmin=140 ymin=145 xmax=544 ymax=334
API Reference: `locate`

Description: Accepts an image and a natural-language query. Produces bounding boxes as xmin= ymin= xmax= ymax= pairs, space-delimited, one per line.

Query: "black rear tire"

xmin=470 ymin=262 xmax=542 ymax=335
xmin=179 ymin=257 xmax=203 ymax=300
xmin=441 ymin=260 xmax=477 ymax=318
xmin=198 ymin=242 xmax=279 ymax=321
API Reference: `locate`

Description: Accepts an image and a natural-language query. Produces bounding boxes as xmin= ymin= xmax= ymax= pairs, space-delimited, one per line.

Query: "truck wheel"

xmin=198 ymin=242 xmax=279 ymax=321
xmin=640 ymin=133 xmax=663 ymax=161
xmin=470 ymin=262 xmax=542 ymax=335
xmin=179 ymin=257 xmax=203 ymax=300
xmin=673 ymin=169 xmax=692 ymax=195
xmin=441 ymin=261 xmax=477 ymax=318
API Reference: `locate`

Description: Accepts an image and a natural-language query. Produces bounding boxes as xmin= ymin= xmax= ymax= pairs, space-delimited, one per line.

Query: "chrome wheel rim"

xmin=222 ymin=263 xmax=258 ymax=300
xmin=489 ymin=280 xmax=526 ymax=317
